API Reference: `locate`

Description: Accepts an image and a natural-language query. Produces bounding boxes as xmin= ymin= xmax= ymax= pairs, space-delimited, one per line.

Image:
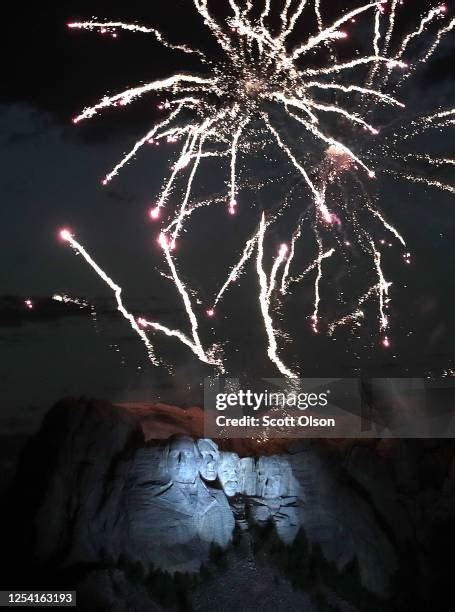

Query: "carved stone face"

xmin=166 ymin=437 xmax=201 ymax=484
xmin=218 ymin=453 xmax=240 ymax=497
xmin=197 ymin=439 xmax=219 ymax=481
xmin=257 ymin=457 xmax=283 ymax=499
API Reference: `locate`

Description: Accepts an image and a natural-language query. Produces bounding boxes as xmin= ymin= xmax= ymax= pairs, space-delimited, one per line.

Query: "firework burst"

xmin=63 ymin=1 xmax=454 ymax=376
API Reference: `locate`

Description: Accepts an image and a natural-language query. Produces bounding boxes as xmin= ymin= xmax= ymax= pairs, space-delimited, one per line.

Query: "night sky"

xmin=1 ymin=0 xmax=454 ymax=414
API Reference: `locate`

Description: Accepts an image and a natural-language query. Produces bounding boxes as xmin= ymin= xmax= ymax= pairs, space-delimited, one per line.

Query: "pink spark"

xmin=319 ymin=204 xmax=333 ymax=224
xmin=59 ymin=228 xmax=72 ymax=242
xmin=150 ymin=206 xmax=161 ymax=220
xmin=382 ymin=337 xmax=390 ymax=348
xmin=158 ymin=233 xmax=176 ymax=251
xmin=157 ymin=233 xmax=168 ymax=249
xmin=206 ymin=309 xmax=215 ymax=317
xmin=331 ymin=214 xmax=342 ymax=227
xmin=25 ymin=299 xmax=33 ymax=310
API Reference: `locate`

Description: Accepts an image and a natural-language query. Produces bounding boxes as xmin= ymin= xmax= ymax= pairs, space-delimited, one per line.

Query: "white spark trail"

xmin=214 ymin=232 xmax=259 ymax=307
xmin=264 ymin=115 xmax=321 ymax=201
xmin=282 ymin=0 xmax=309 ymax=39
xmin=384 ymin=170 xmax=455 ymax=195
xmin=52 ymin=294 xmax=89 ymax=308
xmin=304 ymin=82 xmax=404 ymax=108
xmin=286 ymin=108 xmax=375 ymax=177
xmin=153 ymin=130 xmax=194 ymax=217
xmin=272 ymin=91 xmax=319 ymax=123
xmin=257 ymin=214 xmax=297 ymax=378
xmin=267 ymin=244 xmax=288 ymax=299
xmin=61 ymin=231 xmax=158 ymax=364
xmin=73 ymin=74 xmax=215 ymax=123
xmin=244 ymin=0 xmax=254 ymax=16
xmin=328 ymin=310 xmax=365 ymax=335
xmin=281 ymin=224 xmax=302 ymax=294
xmin=396 ymin=6 xmax=446 ymax=58
xmin=354 ymin=177 xmax=406 ymax=245
xmin=292 ymin=2 xmax=378 ymax=59
xmin=289 ymin=248 xmax=335 ymax=287
xmin=227 ymin=0 xmax=242 ymax=20
xmin=382 ymin=0 xmax=399 ymax=56
xmin=314 ymin=0 xmax=323 ymax=32
xmin=329 ymin=285 xmax=379 ymax=335
xmin=280 ymin=0 xmax=294 ymax=33
xmin=420 ymin=16 xmax=455 ymax=63
xmin=103 ymin=104 xmax=185 ymax=184
xmin=159 ymin=236 xmax=221 ymax=367
xmin=303 ymin=98 xmax=379 ymax=135
xmin=229 ymin=119 xmax=249 ymax=213
xmin=68 ymin=21 xmax=206 ymax=57
xmin=405 ymin=154 xmax=455 ymax=167
xmin=302 ymin=56 xmax=406 ymax=76
xmin=138 ymin=318 xmax=196 ymax=351
xmin=260 ymin=0 xmax=272 ymax=28
xmin=371 ymin=241 xmax=391 ymax=331
xmin=373 ymin=4 xmax=381 ymax=55
xmin=311 ymin=235 xmax=333 ymax=332
xmin=171 ymin=133 xmax=208 ymax=245
xmin=193 ymin=0 xmax=233 ymax=53
xmin=425 ymin=108 xmax=455 ymax=122
xmin=366 ymin=203 xmax=406 ymax=246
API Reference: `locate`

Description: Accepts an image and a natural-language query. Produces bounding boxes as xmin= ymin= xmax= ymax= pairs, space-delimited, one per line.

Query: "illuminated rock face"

xmin=197 ymin=438 xmax=219 ymax=481
xmin=124 ymin=436 xmax=235 ymax=571
xmin=20 ymin=401 xmax=400 ymax=595
xmin=213 ymin=449 xmax=397 ymax=593
xmin=218 ymin=452 xmax=242 ymax=497
xmin=248 ymin=456 xmax=302 ymax=544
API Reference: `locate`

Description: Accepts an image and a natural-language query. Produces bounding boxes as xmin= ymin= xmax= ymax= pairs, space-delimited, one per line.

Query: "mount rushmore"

xmin=2 ymin=398 xmax=454 ymax=611
xmin=6 ymin=398 xmax=397 ymax=596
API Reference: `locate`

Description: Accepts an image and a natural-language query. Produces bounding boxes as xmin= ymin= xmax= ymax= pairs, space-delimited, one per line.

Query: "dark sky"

xmin=1 ymin=0 xmax=454 ymax=382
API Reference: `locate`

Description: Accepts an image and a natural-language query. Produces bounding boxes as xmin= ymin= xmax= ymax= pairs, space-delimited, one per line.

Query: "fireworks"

xmin=63 ymin=1 xmax=454 ymax=375
xmin=52 ymin=294 xmax=90 ymax=308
